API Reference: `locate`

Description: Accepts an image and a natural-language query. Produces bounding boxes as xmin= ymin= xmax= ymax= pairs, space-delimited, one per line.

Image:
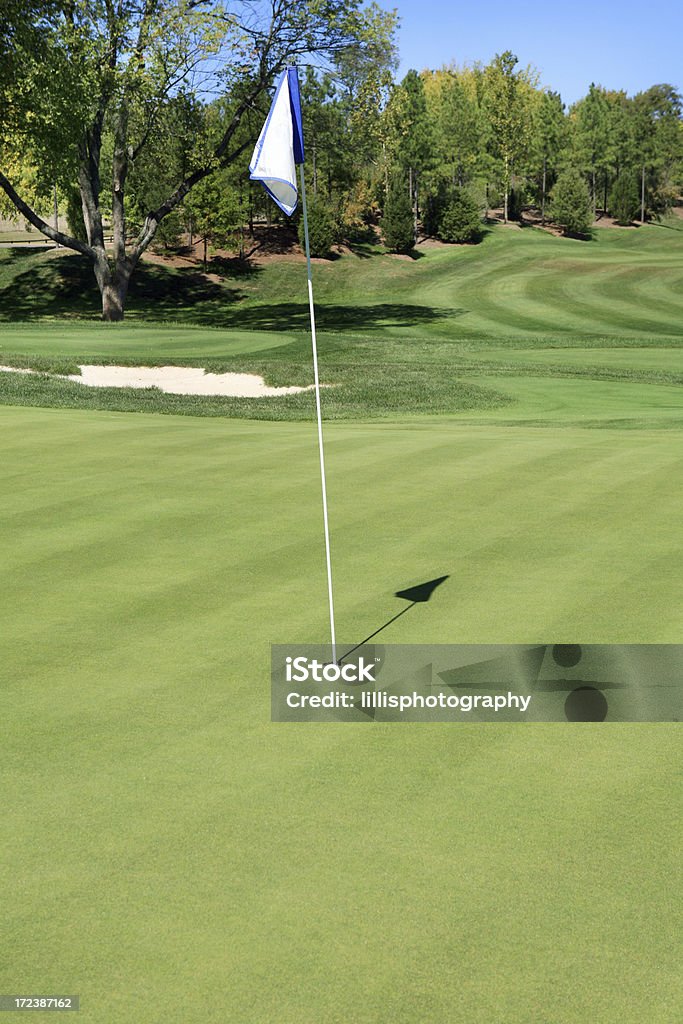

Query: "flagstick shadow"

xmin=338 ymin=604 xmax=416 ymax=664
xmin=337 ymin=575 xmax=449 ymax=665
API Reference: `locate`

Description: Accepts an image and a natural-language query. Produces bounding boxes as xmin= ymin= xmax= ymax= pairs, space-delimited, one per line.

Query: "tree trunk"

xmin=93 ymin=252 xmax=131 ymax=322
xmin=641 ymin=165 xmax=646 ymax=223
xmin=414 ymin=174 xmax=419 ymax=242
xmin=409 ymin=166 xmax=417 ymax=243
xmin=503 ymin=154 xmax=509 ymax=223
xmin=53 ymin=184 xmax=59 ymax=247
xmin=100 ymin=281 xmax=127 ymax=322
xmin=541 ymin=156 xmax=547 ymax=225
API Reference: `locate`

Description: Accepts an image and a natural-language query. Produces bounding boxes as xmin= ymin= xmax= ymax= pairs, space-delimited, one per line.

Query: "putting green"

xmin=1 ymin=223 xmax=682 ymax=1022
xmin=0 ymin=322 xmax=296 ymax=358
xmin=1 ymin=406 xmax=681 ymax=1023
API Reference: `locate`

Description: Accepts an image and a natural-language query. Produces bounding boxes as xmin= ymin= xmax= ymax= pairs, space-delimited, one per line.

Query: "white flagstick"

xmin=298 ymin=164 xmax=337 ymax=660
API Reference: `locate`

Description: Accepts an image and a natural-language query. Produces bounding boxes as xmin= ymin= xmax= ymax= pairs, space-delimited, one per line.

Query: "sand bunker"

xmin=0 ymin=364 xmax=320 ymax=397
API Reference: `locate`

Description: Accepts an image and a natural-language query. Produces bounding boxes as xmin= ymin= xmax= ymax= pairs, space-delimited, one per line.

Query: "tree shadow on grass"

xmin=128 ymin=264 xmax=243 ymax=308
xmin=0 ymin=246 xmax=47 ymax=261
xmin=217 ymin=302 xmax=466 ymax=332
xmin=0 ymin=255 xmax=246 ymax=320
xmin=0 ymin=257 xmax=99 ymax=318
xmin=0 ymin=252 xmax=467 ymax=331
xmin=206 ymin=255 xmax=263 ymax=279
xmin=345 ymin=242 xmax=380 ymax=259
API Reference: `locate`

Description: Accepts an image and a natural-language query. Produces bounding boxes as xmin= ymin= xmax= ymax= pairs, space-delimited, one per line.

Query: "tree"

xmin=609 ymin=173 xmax=639 ymax=225
xmin=437 ymin=187 xmax=482 ymax=244
xmin=534 ymin=90 xmax=566 ymax=223
xmin=483 ymin=52 xmax=535 ymax=222
xmin=632 ymin=85 xmax=683 ymax=221
xmin=603 ymin=90 xmax=632 ymax=210
xmin=430 ymin=69 xmax=483 ymax=186
xmin=334 ymin=5 xmax=398 ymax=173
xmin=298 ymin=194 xmax=337 ymax=258
xmin=0 ymin=0 xmax=395 ymax=320
xmin=385 ymin=70 xmax=434 ymax=238
xmin=550 ymin=167 xmax=592 ymax=236
xmin=300 ymin=71 xmax=348 ymax=199
xmin=184 ymin=169 xmax=243 ymax=269
xmin=381 ymin=172 xmax=414 ymax=252
xmin=572 ymin=83 xmax=610 ymax=217
xmin=423 ymin=179 xmax=449 ymax=237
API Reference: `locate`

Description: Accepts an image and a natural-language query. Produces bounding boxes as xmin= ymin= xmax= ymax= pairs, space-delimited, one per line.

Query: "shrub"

xmin=609 ymin=173 xmax=639 ymax=225
xmin=507 ymin=185 xmax=527 ymax=221
xmin=381 ymin=173 xmax=415 ymax=253
xmin=341 ymin=181 xmax=380 ymax=242
xmin=423 ymin=180 xmax=448 ymax=238
xmin=298 ymin=195 xmax=336 ymax=258
xmin=550 ymin=167 xmax=592 ymax=236
xmin=438 ymin=186 xmax=483 ymax=244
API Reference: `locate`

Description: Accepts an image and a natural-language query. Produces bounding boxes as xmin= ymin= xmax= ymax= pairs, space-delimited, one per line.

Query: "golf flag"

xmin=249 ymin=66 xmax=337 ymax=657
xmin=249 ymin=68 xmax=305 ymax=216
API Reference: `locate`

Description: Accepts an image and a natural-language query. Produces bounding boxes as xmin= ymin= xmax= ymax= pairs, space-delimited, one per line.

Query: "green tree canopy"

xmin=550 ymin=166 xmax=592 ymax=236
xmin=381 ymin=170 xmax=414 ymax=252
xmin=483 ymin=51 xmax=536 ymax=222
xmin=0 ymin=0 xmax=397 ymax=319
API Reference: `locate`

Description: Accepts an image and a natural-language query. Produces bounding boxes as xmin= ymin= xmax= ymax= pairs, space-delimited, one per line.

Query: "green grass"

xmin=1 ymin=224 xmax=682 ymax=1023
xmin=1 ymin=221 xmax=683 ymax=421
xmin=1 ymin=406 xmax=681 ymax=1024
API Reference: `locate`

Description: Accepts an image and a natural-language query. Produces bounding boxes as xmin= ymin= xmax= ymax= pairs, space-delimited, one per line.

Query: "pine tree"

xmin=381 ymin=172 xmax=415 ymax=252
xmin=437 ymin=186 xmax=482 ymax=243
xmin=535 ymin=90 xmax=566 ymax=223
xmin=385 ymin=70 xmax=434 ymax=237
xmin=298 ymin=194 xmax=337 ymax=258
xmin=572 ymin=83 xmax=610 ymax=217
xmin=550 ymin=167 xmax=592 ymax=236
xmin=609 ymin=173 xmax=639 ymax=225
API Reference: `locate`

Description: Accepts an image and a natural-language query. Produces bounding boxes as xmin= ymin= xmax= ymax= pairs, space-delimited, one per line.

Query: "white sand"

xmin=0 ymin=364 xmax=320 ymax=397
xmin=0 ymin=365 xmax=35 ymax=375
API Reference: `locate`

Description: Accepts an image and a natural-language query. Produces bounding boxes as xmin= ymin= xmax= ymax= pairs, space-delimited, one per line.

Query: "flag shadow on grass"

xmin=338 ymin=576 xmax=449 ymax=664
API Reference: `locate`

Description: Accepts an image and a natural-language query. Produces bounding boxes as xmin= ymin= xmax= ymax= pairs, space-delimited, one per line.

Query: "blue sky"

xmin=381 ymin=0 xmax=681 ymax=105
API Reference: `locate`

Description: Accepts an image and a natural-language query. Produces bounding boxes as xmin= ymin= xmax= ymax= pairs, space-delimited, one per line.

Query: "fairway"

xmin=1 ymin=224 xmax=682 ymax=1023
xmin=2 ymin=222 xmax=683 ymax=423
xmin=470 ymin=346 xmax=683 ymax=372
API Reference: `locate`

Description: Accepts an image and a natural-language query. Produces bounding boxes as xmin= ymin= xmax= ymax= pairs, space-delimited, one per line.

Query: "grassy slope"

xmin=1 ymin=225 xmax=682 ymax=1023
xmin=1 ymin=221 xmax=683 ymax=421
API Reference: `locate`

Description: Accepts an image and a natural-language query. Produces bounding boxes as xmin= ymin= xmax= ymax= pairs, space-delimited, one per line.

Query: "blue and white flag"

xmin=249 ymin=68 xmax=305 ymax=217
